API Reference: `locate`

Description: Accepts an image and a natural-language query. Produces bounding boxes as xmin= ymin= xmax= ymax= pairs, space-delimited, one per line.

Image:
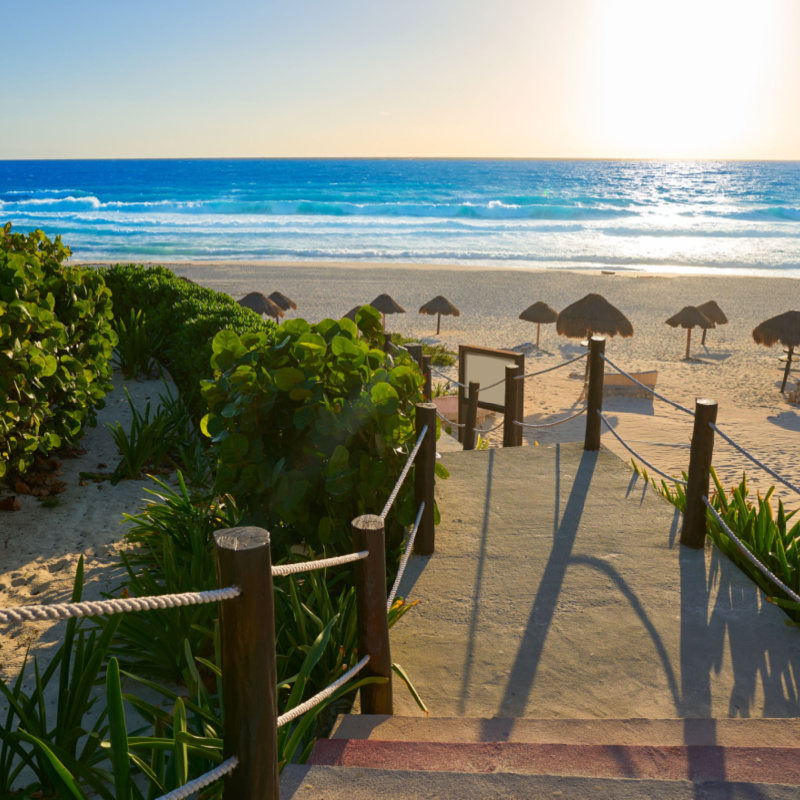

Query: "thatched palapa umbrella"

xmin=344 ymin=305 xmax=363 ymax=322
xmin=556 ymin=293 xmax=634 ymax=340
xmin=268 ymin=291 xmax=297 ymax=313
xmin=369 ymin=293 xmax=405 ymax=330
xmin=237 ymin=291 xmax=285 ymax=321
xmin=752 ymin=310 xmax=800 ymax=393
xmin=696 ymin=300 xmax=728 ymax=345
xmin=665 ymin=306 xmax=714 ymax=359
xmin=419 ymin=295 xmax=460 ymax=335
xmin=519 ymin=301 xmax=558 ymax=347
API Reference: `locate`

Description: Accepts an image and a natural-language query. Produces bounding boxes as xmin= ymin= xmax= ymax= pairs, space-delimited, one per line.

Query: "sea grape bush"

xmin=201 ymin=306 xmax=438 ymax=554
xmin=99 ymin=264 xmax=277 ymax=418
xmin=0 ymin=224 xmax=116 ymax=477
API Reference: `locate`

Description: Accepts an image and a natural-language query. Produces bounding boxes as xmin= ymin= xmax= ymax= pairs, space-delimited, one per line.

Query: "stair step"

xmin=310 ymin=739 xmax=800 ymax=784
xmin=331 ymin=714 xmax=800 ymax=747
xmin=281 ymin=764 xmax=800 ymax=800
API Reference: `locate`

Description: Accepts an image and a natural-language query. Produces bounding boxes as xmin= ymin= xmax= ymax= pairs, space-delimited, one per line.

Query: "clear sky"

xmin=3 ymin=0 xmax=798 ymax=159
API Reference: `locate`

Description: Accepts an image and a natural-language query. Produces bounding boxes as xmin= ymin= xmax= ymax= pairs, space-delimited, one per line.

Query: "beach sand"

xmin=127 ymin=259 xmax=800 ymax=509
xmin=2 ymin=260 xmax=798 ymax=685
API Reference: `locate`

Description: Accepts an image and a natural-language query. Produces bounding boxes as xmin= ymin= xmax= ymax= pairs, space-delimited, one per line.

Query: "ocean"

xmin=1 ymin=159 xmax=799 ymax=276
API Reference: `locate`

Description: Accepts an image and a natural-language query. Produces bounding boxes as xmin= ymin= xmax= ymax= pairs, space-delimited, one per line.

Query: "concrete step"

xmin=331 ymin=714 xmax=800 ymax=747
xmin=310 ymin=739 xmax=800 ymax=784
xmin=280 ymin=764 xmax=800 ymax=799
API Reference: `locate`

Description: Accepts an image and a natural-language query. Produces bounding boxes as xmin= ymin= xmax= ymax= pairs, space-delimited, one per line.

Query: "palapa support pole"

xmin=584 ymin=336 xmax=606 ymax=451
xmin=701 ymin=327 xmax=707 ymax=346
xmin=422 ymin=354 xmax=433 ymax=402
xmin=383 ymin=332 xmax=393 ymax=354
xmin=503 ymin=363 xmax=521 ymax=447
xmin=413 ymin=402 xmax=437 ymax=555
xmin=463 ymin=381 xmax=480 ymax=451
xmin=436 ymin=312 xmax=441 ymax=335
xmin=685 ymin=328 xmax=692 ymax=360
xmin=351 ymin=514 xmax=393 ymax=715
xmin=406 ymin=342 xmax=423 ymax=370
xmin=536 ymin=322 xmax=541 ymax=347
xmin=782 ymin=347 xmax=794 ymax=394
xmin=681 ymin=399 xmax=718 ymax=549
xmin=214 ymin=527 xmax=279 ymax=800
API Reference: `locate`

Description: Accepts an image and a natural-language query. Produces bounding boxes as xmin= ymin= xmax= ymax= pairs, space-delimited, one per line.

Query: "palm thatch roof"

xmin=519 ymin=301 xmax=558 ymax=324
xmin=268 ymin=291 xmax=297 ymax=311
xmin=556 ymin=293 xmax=634 ymax=339
xmin=369 ymin=294 xmax=405 ymax=315
xmin=344 ymin=305 xmax=364 ymax=322
xmin=237 ymin=291 xmax=284 ymax=320
xmin=752 ymin=310 xmax=800 ymax=348
xmin=696 ymin=300 xmax=728 ymax=326
xmin=419 ymin=296 xmax=460 ymax=317
xmin=665 ymin=307 xmax=714 ymax=330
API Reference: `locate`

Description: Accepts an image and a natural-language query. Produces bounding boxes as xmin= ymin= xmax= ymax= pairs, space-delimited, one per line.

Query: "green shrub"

xmin=390 ymin=332 xmax=455 ymax=367
xmin=201 ymin=306 xmax=439 ymax=554
xmin=99 ymin=264 xmax=277 ymax=418
xmin=0 ymin=224 xmax=116 ymax=477
xmin=112 ymin=308 xmax=161 ymax=379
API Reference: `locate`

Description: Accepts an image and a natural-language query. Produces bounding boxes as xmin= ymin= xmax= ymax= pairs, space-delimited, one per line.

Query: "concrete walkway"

xmin=390 ymin=443 xmax=800 ymax=720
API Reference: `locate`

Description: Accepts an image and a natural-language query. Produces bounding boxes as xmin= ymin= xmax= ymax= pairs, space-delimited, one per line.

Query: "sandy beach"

xmin=105 ymin=259 xmax=800 ymax=509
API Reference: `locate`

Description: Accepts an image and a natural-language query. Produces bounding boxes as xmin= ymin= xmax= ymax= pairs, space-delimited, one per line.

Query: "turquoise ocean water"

xmin=1 ymin=159 xmax=799 ymax=276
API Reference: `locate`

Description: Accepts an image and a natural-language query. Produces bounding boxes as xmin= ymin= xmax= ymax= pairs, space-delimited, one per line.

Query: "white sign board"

xmin=459 ymin=345 xmax=524 ymax=412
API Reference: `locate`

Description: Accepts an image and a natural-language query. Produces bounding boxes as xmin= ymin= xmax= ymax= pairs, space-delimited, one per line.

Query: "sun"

xmin=585 ymin=0 xmax=779 ymax=158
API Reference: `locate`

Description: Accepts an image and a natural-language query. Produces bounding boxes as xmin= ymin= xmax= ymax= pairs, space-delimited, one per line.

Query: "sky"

xmin=2 ymin=0 xmax=799 ymax=160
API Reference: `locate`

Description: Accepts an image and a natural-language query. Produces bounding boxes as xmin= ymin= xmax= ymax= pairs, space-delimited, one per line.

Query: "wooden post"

xmin=214 ymin=527 xmax=279 ymax=800
xmin=421 ymin=354 xmax=432 ymax=401
xmin=413 ymin=402 xmax=437 ymax=555
xmin=383 ymin=332 xmax=393 ymax=354
xmin=584 ymin=336 xmax=606 ymax=451
xmin=352 ymin=514 xmax=393 ymax=715
xmin=515 ymin=358 xmax=525 ymax=446
xmin=463 ymin=381 xmax=479 ymax=451
xmin=503 ymin=364 xmax=521 ymax=447
xmin=405 ymin=342 xmax=423 ymax=370
xmin=681 ymin=399 xmax=718 ymax=549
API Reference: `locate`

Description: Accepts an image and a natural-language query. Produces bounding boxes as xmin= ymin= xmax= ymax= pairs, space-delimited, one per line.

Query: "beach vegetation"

xmin=112 ymin=308 xmax=161 ymax=379
xmin=201 ymin=305 xmax=437 ymax=555
xmin=390 ymin=331 xmax=455 ymax=366
xmin=0 ymin=224 xmax=116 ymax=479
xmin=638 ymin=463 xmax=800 ymax=624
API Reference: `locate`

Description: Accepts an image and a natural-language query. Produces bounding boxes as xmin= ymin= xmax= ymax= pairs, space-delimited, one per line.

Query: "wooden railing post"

xmin=681 ymin=399 xmax=718 ymax=549
xmin=584 ymin=336 xmax=606 ymax=451
xmin=383 ymin=332 xmax=393 ymax=354
xmin=515 ymin=361 xmax=525 ymax=446
xmin=503 ymin=364 xmax=521 ymax=447
xmin=405 ymin=342 xmax=423 ymax=370
xmin=351 ymin=515 xmax=393 ymax=714
xmin=463 ymin=381 xmax=479 ymax=451
xmin=414 ymin=402 xmax=437 ymax=555
xmin=421 ymin=354 xmax=432 ymax=401
xmin=214 ymin=527 xmax=279 ymax=800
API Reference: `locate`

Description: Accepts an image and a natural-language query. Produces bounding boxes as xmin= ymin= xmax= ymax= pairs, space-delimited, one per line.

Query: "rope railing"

xmin=514 ymin=405 xmax=587 ymax=429
xmin=430 ymin=364 xmax=467 ymax=389
xmin=276 ymin=655 xmax=371 ymax=728
xmin=436 ymin=407 xmax=465 ymax=428
xmin=155 ymin=757 xmax=239 ymax=800
xmin=515 ymin=351 xmax=587 ymax=381
xmin=0 ymin=586 xmax=241 ymax=625
xmin=380 ymin=424 xmax=429 ymax=519
xmin=271 ymin=551 xmax=368 ymax=578
xmin=600 ymin=353 xmax=695 ymax=416
xmin=703 ymin=498 xmax=800 ymax=605
xmin=709 ymin=422 xmax=800 ymax=498
xmin=387 ymin=502 xmax=425 ymax=610
xmin=476 ymin=417 xmax=505 ymax=435
xmin=597 ymin=410 xmax=688 ymax=486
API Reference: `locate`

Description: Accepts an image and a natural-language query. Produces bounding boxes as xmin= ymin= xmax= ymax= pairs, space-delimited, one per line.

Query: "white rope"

xmin=600 ymin=354 xmax=695 ymax=416
xmin=709 ymin=422 xmax=800 ymax=498
xmin=430 ymin=365 xmax=467 ymax=389
xmin=436 ymin=408 xmax=465 ymax=428
xmin=380 ymin=425 xmax=428 ymax=519
xmin=598 ymin=411 xmax=688 ymax=486
xmin=154 ymin=756 xmax=238 ymax=800
xmin=271 ymin=551 xmax=368 ymax=578
xmin=388 ymin=503 xmax=425 ymax=610
xmin=515 ymin=352 xmax=587 ymax=381
xmin=0 ymin=587 xmax=241 ymax=625
xmin=703 ymin=498 xmax=800 ymax=605
xmin=477 ymin=417 xmax=505 ymax=435
xmin=277 ymin=655 xmax=370 ymax=728
xmin=514 ymin=405 xmax=587 ymax=429
xmin=477 ymin=376 xmax=507 ymax=393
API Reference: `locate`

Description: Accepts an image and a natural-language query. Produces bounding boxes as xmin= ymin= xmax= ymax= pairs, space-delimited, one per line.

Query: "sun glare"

xmin=587 ymin=0 xmax=778 ymax=158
